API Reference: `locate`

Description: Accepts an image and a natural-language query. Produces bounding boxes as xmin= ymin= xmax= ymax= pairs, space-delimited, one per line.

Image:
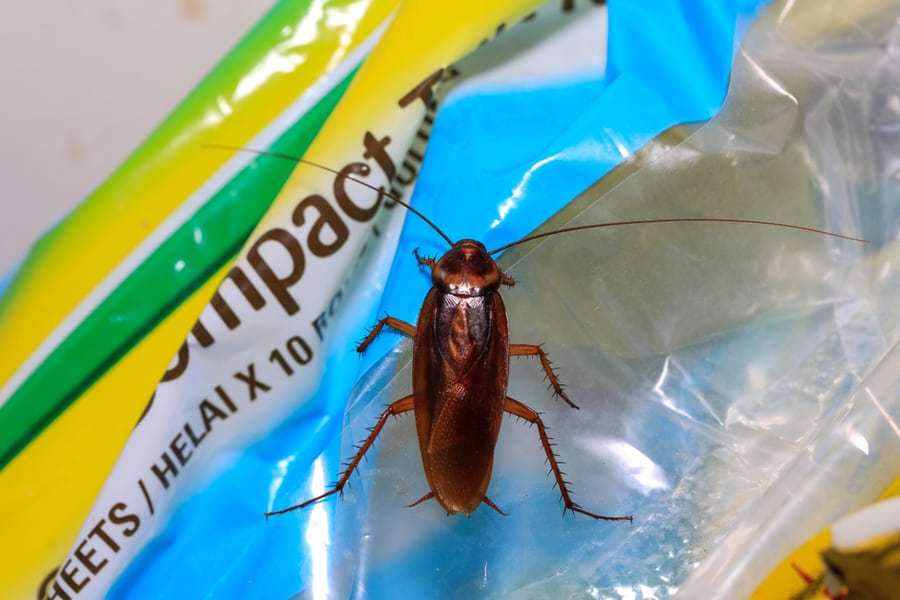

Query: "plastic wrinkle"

xmin=320 ymin=3 xmax=900 ymax=600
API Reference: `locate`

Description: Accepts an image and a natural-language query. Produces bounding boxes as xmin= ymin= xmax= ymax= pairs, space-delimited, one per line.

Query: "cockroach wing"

xmin=412 ymin=288 xmax=510 ymax=516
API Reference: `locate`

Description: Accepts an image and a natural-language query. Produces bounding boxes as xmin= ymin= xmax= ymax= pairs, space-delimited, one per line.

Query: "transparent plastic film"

xmin=310 ymin=2 xmax=900 ymax=599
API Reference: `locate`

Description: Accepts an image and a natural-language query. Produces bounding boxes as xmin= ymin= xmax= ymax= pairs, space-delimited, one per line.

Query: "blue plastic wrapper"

xmin=102 ymin=1 xmax=900 ymax=598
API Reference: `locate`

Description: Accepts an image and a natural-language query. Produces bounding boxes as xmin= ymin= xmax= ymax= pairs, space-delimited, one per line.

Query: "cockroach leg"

xmin=356 ymin=317 xmax=417 ymax=353
xmin=265 ymin=395 xmax=415 ymax=519
xmin=405 ymin=491 xmax=435 ymax=508
xmin=503 ymin=396 xmax=632 ymax=523
xmin=481 ymin=496 xmax=509 ymax=516
xmin=412 ymin=247 xmax=437 ymax=270
xmin=406 ymin=492 xmax=508 ymax=516
xmin=509 ymin=344 xmax=578 ymax=409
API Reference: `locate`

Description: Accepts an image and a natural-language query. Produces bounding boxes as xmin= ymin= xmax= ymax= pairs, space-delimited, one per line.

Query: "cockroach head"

xmin=432 ymin=239 xmax=502 ymax=297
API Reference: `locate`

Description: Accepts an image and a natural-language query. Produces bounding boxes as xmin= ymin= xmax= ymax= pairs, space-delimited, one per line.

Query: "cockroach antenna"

xmin=487 ymin=218 xmax=868 ymax=255
xmin=203 ymin=144 xmax=454 ymax=247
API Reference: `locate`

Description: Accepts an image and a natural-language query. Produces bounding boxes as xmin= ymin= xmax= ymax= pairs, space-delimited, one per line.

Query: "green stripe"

xmin=0 ymin=73 xmax=354 ymax=470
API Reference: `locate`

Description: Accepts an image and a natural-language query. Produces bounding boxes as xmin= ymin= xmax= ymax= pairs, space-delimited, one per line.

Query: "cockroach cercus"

xmin=209 ymin=146 xmax=866 ymax=522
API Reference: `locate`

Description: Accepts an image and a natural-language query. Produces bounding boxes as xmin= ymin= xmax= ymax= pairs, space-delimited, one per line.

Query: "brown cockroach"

xmin=218 ymin=147 xmax=865 ymax=522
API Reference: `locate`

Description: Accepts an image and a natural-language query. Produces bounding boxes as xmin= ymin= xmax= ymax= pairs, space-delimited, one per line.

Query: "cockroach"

xmin=210 ymin=146 xmax=866 ymax=522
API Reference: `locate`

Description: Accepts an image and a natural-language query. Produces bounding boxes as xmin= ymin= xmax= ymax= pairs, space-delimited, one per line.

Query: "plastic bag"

xmin=294 ymin=1 xmax=900 ymax=598
xmin=24 ymin=0 xmax=900 ymax=598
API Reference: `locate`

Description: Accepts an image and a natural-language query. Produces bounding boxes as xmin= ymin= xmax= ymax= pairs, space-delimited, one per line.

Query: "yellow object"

xmin=0 ymin=270 xmax=225 ymax=599
xmin=752 ymin=478 xmax=900 ymax=599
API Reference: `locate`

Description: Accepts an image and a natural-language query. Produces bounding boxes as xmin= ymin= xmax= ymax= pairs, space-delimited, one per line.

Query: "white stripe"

xmin=0 ymin=20 xmax=389 ymax=409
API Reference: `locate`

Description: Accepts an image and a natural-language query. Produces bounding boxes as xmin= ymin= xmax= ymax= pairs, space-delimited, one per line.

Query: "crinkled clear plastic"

xmin=305 ymin=3 xmax=900 ymax=599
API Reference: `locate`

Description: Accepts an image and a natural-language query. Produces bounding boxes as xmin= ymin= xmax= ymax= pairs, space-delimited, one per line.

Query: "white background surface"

xmin=0 ymin=0 xmax=277 ymax=278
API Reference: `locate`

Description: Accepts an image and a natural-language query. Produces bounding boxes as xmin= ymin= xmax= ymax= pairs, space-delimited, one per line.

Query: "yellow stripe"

xmin=0 ymin=268 xmax=228 ymax=598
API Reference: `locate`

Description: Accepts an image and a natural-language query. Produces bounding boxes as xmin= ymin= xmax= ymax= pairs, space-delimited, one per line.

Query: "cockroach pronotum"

xmin=211 ymin=146 xmax=866 ymax=522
